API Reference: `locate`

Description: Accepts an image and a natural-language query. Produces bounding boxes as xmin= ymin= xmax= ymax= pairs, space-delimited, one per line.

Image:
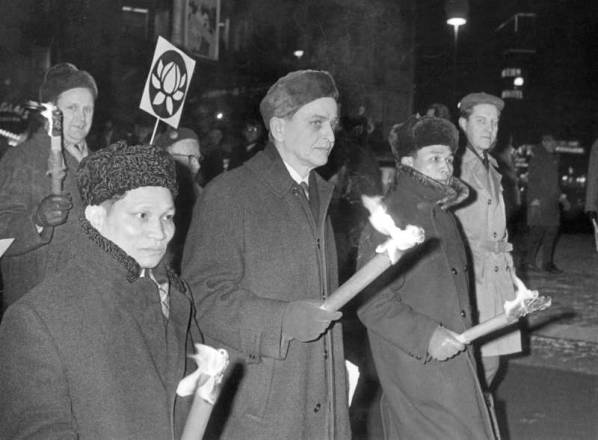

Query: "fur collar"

xmin=79 ymin=215 xmax=186 ymax=292
xmin=395 ymin=164 xmax=469 ymax=210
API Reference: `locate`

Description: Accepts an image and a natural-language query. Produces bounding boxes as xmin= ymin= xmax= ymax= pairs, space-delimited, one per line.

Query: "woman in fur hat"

xmin=357 ymin=116 xmax=499 ymax=440
xmin=0 ymin=142 xmax=203 ymax=439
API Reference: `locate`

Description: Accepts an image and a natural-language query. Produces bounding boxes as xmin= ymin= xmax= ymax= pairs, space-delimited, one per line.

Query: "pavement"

xmin=510 ymin=232 xmax=598 ymax=375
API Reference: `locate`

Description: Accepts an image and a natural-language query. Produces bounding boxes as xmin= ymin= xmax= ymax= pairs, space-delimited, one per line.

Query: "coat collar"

xmin=394 ymin=164 xmax=469 ymax=210
xmin=79 ymin=216 xmax=186 ymax=292
xmin=246 ymin=142 xmax=335 ymax=214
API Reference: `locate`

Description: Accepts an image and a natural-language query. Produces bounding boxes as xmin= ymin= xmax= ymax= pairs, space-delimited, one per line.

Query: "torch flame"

xmin=362 ymin=195 xmax=425 ymax=251
xmin=504 ymin=275 xmax=551 ymax=318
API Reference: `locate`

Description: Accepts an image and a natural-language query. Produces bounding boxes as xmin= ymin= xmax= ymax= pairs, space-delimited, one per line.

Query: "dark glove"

xmin=427 ymin=326 xmax=465 ymax=361
xmin=587 ymin=210 xmax=597 ymax=222
xmin=282 ymin=300 xmax=342 ymax=342
xmin=34 ymin=194 xmax=73 ymax=228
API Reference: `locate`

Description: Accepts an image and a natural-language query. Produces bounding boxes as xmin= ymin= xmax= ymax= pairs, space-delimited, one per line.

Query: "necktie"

xmin=141 ymin=269 xmax=170 ymax=319
xmin=300 ymin=181 xmax=310 ymax=200
xmin=482 ymin=152 xmax=490 ymax=169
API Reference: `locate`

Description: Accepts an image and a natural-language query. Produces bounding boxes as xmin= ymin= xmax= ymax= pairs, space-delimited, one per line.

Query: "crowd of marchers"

xmin=0 ymin=62 xmax=596 ymax=440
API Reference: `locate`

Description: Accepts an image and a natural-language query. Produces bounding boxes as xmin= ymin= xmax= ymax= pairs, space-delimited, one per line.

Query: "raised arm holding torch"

xmin=321 ymin=194 xmax=425 ymax=312
xmin=40 ymin=103 xmax=66 ymax=195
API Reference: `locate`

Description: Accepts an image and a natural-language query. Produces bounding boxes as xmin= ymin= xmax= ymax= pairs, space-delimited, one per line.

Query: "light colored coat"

xmin=455 ymin=148 xmax=521 ymax=357
xmin=181 ymin=144 xmax=351 ymax=440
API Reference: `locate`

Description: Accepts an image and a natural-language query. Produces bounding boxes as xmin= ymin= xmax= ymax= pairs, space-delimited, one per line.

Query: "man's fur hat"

xmin=389 ymin=115 xmax=459 ymax=161
xmin=39 ymin=63 xmax=98 ymax=103
xmin=259 ymin=69 xmax=338 ymax=128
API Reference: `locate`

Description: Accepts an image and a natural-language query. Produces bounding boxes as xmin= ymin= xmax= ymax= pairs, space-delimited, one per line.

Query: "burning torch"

xmin=39 ymin=103 xmax=66 ymax=195
xmin=456 ymin=276 xmax=552 ymax=344
xmin=321 ymin=195 xmax=425 ymax=312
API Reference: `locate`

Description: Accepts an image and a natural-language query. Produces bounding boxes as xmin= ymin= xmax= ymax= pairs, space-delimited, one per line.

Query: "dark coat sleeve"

xmin=181 ymin=180 xmax=291 ymax=362
xmin=0 ymin=140 xmax=53 ymax=256
xmin=0 ymin=303 xmax=77 ymax=439
xmin=356 ymin=224 xmax=439 ymax=362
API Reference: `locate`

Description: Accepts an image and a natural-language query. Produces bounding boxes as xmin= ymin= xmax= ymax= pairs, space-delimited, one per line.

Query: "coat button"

xmin=313 ymin=402 xmax=321 ymax=413
xmin=487 ymin=199 xmax=492 ymax=205
xmin=460 ymin=310 xmax=466 ymax=318
xmin=493 ymin=232 xmax=497 ymax=238
xmin=451 ymin=267 xmax=458 ymax=275
xmin=494 ymin=266 xmax=499 ymax=272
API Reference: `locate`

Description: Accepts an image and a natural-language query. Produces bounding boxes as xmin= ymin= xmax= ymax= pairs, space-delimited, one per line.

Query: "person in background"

xmin=425 ymin=102 xmax=452 ymax=120
xmin=182 ymin=70 xmax=350 ymax=439
xmin=237 ymin=118 xmax=266 ymax=164
xmin=454 ymin=92 xmax=522 ymax=394
xmin=0 ymin=142 xmax=202 ymax=439
xmin=0 ymin=63 xmax=97 ymax=310
xmin=156 ymin=127 xmax=203 ymax=273
xmin=357 ymin=115 xmax=498 ymax=440
xmin=522 ymin=131 xmax=569 ymax=274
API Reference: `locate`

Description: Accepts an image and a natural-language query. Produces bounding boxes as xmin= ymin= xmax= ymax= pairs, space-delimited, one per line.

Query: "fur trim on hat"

xmin=389 ymin=115 xmax=458 ymax=161
xmin=77 ymin=141 xmax=177 ymax=206
xmin=259 ymin=69 xmax=339 ymax=128
xmin=39 ymin=63 xmax=98 ymax=103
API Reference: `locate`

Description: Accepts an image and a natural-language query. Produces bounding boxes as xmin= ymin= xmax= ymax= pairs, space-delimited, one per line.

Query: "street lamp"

xmin=445 ymin=0 xmax=469 ymax=106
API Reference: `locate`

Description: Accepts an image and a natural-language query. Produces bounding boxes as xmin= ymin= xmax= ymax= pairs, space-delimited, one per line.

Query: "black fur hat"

xmin=389 ymin=115 xmax=459 ymax=161
xmin=77 ymin=142 xmax=177 ymax=206
xmin=39 ymin=63 xmax=98 ymax=103
xmin=259 ymin=69 xmax=339 ymax=128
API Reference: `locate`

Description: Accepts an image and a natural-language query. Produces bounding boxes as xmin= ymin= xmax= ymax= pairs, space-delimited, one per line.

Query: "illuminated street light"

xmin=513 ymin=76 xmax=524 ymax=87
xmin=445 ymin=0 xmax=468 ymax=30
xmin=445 ymin=0 xmax=469 ymax=105
xmin=293 ymin=50 xmax=304 ymax=59
xmin=215 ymin=112 xmax=224 ymax=120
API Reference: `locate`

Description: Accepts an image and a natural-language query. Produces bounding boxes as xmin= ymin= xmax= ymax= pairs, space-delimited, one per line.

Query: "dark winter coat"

xmin=0 ymin=218 xmax=202 ymax=439
xmin=181 ymin=143 xmax=351 ymax=440
xmin=357 ymin=165 xmax=497 ymax=440
xmin=0 ymin=130 xmax=84 ymax=307
xmin=526 ymin=144 xmax=561 ymax=226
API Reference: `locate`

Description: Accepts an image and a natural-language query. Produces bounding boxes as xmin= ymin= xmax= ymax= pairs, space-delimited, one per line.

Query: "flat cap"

xmin=77 ymin=142 xmax=177 ymax=206
xmin=39 ymin=62 xmax=98 ymax=103
xmin=458 ymin=92 xmax=504 ymax=113
xmin=259 ymin=69 xmax=339 ymax=128
xmin=389 ymin=115 xmax=459 ymax=161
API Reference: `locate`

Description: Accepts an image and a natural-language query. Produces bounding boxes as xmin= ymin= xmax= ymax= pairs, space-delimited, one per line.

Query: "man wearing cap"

xmin=0 ymin=142 xmax=203 ymax=439
xmin=357 ymin=115 xmax=498 ymax=440
xmin=182 ymin=70 xmax=350 ymax=439
xmin=454 ymin=92 xmax=522 ymax=391
xmin=0 ymin=63 xmax=97 ymax=309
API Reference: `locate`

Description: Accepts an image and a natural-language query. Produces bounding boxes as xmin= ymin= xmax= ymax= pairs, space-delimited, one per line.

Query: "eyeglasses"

xmin=171 ymin=153 xmax=203 ymax=163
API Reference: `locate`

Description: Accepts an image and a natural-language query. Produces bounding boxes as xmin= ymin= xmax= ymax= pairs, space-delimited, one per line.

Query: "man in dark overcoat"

xmin=182 ymin=70 xmax=350 ymax=439
xmin=0 ymin=143 xmax=203 ymax=439
xmin=358 ymin=116 xmax=499 ymax=440
xmin=0 ymin=63 xmax=97 ymax=309
xmin=523 ymin=131 xmax=567 ymax=273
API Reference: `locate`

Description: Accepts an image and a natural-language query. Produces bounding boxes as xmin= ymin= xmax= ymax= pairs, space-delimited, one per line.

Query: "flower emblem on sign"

xmin=149 ymin=50 xmax=188 ymax=118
